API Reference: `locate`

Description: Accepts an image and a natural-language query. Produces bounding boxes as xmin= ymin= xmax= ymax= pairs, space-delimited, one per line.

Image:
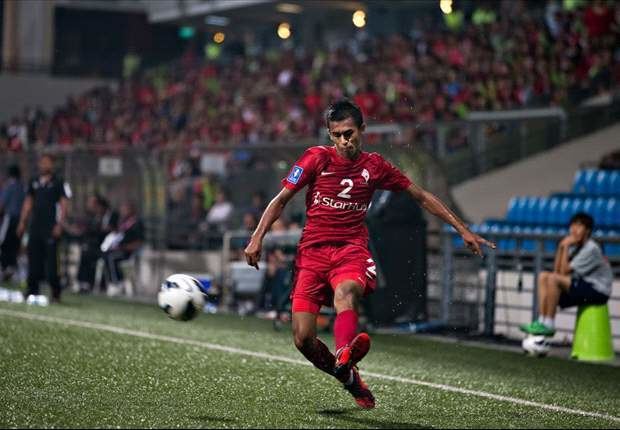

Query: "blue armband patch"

xmin=287 ymin=165 xmax=304 ymax=184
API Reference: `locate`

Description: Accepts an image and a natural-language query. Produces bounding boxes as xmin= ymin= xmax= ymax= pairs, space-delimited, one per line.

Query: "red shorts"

xmin=290 ymin=243 xmax=377 ymax=314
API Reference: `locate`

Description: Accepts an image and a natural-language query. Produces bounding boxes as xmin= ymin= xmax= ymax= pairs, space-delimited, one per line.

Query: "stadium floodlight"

xmin=276 ymin=3 xmax=303 ymax=14
xmin=439 ymin=0 xmax=453 ymax=14
xmin=352 ymin=10 xmax=366 ymax=28
xmin=277 ymin=22 xmax=291 ymax=39
xmin=205 ymin=15 xmax=230 ymax=26
xmin=213 ymin=32 xmax=225 ymax=44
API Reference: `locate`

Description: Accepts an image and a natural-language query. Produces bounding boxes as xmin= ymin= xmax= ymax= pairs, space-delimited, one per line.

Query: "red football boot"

xmin=334 ymin=332 xmax=371 ymax=380
xmin=343 ymin=367 xmax=375 ymax=409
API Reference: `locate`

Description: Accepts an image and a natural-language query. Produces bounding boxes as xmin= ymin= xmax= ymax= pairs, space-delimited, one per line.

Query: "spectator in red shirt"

xmin=583 ymin=0 xmax=614 ymax=38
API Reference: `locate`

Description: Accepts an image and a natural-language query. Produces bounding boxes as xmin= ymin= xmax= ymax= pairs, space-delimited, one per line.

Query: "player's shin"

xmin=296 ymin=336 xmax=336 ymax=377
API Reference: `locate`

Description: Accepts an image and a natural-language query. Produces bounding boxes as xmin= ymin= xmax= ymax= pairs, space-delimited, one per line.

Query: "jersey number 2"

xmin=337 ymin=178 xmax=353 ymax=199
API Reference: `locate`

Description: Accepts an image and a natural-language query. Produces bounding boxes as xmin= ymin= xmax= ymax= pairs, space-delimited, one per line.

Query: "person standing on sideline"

xmin=0 ymin=165 xmax=26 ymax=281
xmin=17 ymin=154 xmax=71 ymax=303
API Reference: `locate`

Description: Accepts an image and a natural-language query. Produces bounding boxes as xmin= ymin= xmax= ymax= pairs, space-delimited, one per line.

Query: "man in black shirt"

xmin=101 ymin=201 xmax=144 ymax=297
xmin=17 ymin=154 xmax=70 ymax=303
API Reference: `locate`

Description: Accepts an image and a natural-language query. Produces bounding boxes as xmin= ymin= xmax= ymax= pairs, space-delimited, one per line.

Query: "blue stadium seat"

xmin=582 ymin=197 xmax=594 ymax=217
xmin=573 ymin=169 xmax=597 ymax=194
xmin=584 ymin=169 xmax=598 ymax=193
xmin=509 ymin=197 xmax=528 ymax=223
xmin=484 ymin=170 xmax=618 ymax=255
xmin=524 ymin=197 xmax=539 ymax=224
xmin=520 ymin=226 xmax=535 ymax=252
xmin=559 ymin=197 xmax=572 ymax=225
xmin=536 ymin=197 xmax=549 ymax=224
xmin=593 ymin=197 xmax=607 ymax=227
xmin=603 ymin=198 xmax=619 ymax=228
xmin=572 ymin=170 xmax=587 ymax=193
xmin=501 ymin=225 xmax=515 ymax=251
xmin=570 ymin=198 xmax=584 ymax=218
xmin=609 ymin=171 xmax=619 ymax=195
xmin=572 ymin=170 xmax=620 ymax=196
xmin=594 ymin=170 xmax=607 ymax=195
xmin=546 ymin=197 xmax=561 ymax=226
xmin=506 ymin=197 xmax=519 ymax=221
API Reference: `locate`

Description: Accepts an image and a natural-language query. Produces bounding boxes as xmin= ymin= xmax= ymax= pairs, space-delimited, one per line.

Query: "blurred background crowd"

xmin=1 ymin=0 xmax=618 ymax=152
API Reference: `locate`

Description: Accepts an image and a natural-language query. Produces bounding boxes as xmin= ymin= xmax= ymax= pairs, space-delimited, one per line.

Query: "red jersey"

xmin=282 ymin=146 xmax=411 ymax=249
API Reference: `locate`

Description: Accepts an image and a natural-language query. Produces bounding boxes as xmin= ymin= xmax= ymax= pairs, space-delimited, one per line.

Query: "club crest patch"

xmin=361 ymin=168 xmax=370 ymax=183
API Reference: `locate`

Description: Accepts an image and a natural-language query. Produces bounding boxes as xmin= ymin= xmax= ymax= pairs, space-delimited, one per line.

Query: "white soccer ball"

xmin=522 ymin=335 xmax=551 ymax=357
xmin=158 ymin=274 xmax=205 ymax=321
xmin=25 ymin=294 xmax=47 ymax=306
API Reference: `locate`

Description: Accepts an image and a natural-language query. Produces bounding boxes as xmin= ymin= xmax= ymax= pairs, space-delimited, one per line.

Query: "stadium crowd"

xmin=1 ymin=0 xmax=618 ymax=152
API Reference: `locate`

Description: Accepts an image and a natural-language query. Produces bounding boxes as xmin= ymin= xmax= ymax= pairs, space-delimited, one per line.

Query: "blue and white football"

xmin=158 ymin=274 xmax=206 ymax=321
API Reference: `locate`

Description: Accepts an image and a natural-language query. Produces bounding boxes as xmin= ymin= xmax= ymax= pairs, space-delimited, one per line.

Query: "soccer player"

xmin=244 ymin=100 xmax=494 ymax=409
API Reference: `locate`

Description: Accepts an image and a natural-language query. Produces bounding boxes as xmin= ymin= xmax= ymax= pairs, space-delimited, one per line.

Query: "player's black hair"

xmin=325 ymin=99 xmax=364 ymax=128
xmin=7 ymin=164 xmax=20 ymax=179
xmin=569 ymin=212 xmax=594 ymax=231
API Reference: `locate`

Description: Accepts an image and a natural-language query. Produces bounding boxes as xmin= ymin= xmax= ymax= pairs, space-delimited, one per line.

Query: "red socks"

xmin=296 ymin=309 xmax=358 ymax=383
xmin=334 ymin=309 xmax=358 ymax=351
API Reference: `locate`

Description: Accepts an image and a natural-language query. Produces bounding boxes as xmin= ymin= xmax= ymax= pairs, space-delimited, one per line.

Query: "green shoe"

xmin=519 ymin=321 xmax=555 ymax=336
xmin=522 ymin=321 xmax=555 ymax=336
xmin=519 ymin=322 xmax=535 ymax=334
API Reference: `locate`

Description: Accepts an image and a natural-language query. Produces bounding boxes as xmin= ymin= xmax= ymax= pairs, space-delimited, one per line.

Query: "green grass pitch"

xmin=0 ymin=293 xmax=619 ymax=428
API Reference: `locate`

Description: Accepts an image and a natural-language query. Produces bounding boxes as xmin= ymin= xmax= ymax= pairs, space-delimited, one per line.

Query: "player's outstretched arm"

xmin=244 ymin=187 xmax=296 ymax=269
xmin=405 ymin=183 xmax=496 ymax=257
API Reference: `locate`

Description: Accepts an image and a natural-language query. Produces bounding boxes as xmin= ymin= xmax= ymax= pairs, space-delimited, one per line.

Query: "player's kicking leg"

xmin=292 ymin=310 xmax=338 ymax=377
xmin=332 ymin=280 xmax=374 ymax=409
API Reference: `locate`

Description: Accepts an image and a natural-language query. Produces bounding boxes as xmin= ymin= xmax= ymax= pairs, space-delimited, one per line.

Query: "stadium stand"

xmin=462 ymin=168 xmax=620 ymax=256
xmin=1 ymin=0 xmax=618 ymax=151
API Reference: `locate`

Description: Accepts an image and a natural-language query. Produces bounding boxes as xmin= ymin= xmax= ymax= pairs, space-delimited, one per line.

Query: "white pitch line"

xmin=1 ymin=308 xmax=619 ymax=424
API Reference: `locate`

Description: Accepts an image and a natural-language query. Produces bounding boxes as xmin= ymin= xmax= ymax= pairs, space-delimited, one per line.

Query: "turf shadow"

xmin=189 ymin=415 xmax=237 ymax=425
xmin=318 ymin=408 xmax=429 ymax=429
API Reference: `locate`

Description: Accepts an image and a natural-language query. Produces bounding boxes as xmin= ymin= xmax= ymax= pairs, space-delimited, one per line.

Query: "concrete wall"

xmin=0 ymin=73 xmax=115 ymax=122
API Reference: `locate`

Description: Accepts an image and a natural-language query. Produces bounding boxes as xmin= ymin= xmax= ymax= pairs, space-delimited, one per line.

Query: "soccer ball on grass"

xmin=158 ymin=274 xmax=206 ymax=321
xmin=521 ymin=335 xmax=551 ymax=357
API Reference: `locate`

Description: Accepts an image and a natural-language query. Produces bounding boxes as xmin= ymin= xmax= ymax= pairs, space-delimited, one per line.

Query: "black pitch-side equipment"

xmin=365 ymin=190 xmax=427 ymax=326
